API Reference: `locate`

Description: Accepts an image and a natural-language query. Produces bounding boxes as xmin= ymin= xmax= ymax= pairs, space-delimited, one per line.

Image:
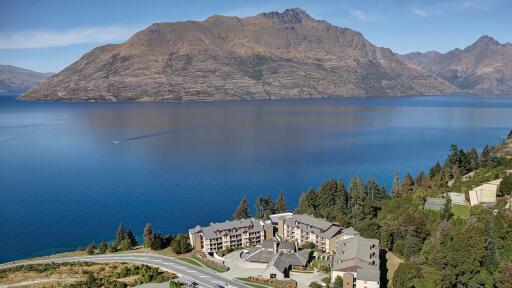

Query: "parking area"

xmin=220 ymin=251 xmax=325 ymax=288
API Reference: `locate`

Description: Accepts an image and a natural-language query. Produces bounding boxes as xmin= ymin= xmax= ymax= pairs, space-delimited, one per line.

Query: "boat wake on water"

xmin=111 ymin=127 xmax=192 ymax=144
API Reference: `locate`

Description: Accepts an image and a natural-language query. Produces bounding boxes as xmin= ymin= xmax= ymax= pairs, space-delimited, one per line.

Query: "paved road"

xmin=0 ymin=253 xmax=250 ymax=288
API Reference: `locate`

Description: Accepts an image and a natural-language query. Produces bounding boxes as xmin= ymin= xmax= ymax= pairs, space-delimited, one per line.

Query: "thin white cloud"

xmin=350 ymin=9 xmax=368 ymax=21
xmin=0 ymin=25 xmax=141 ymax=49
xmin=412 ymin=7 xmax=428 ymax=17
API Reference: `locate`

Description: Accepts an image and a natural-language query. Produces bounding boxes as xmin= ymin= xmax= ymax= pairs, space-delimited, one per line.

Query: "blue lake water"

xmin=1 ymin=95 xmax=512 ymax=263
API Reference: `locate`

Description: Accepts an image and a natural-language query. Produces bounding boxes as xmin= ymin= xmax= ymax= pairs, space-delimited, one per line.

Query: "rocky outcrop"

xmin=401 ymin=36 xmax=512 ymax=94
xmin=0 ymin=65 xmax=53 ymax=94
xmin=21 ymin=8 xmax=457 ymax=102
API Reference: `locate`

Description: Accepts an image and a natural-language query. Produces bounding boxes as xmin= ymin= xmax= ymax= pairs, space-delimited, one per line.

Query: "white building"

xmin=469 ymin=179 xmax=501 ymax=208
xmin=278 ymin=214 xmax=343 ymax=252
xmin=189 ymin=219 xmax=265 ymax=252
xmin=331 ymin=234 xmax=380 ymax=288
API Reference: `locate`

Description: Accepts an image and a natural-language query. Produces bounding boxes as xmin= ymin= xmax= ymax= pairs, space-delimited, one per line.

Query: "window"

xmin=270 ymin=274 xmax=276 ymax=279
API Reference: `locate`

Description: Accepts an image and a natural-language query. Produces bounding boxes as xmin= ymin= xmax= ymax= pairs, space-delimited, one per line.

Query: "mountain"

xmin=21 ymin=8 xmax=456 ymax=102
xmin=0 ymin=65 xmax=53 ymax=94
xmin=401 ymin=36 xmax=512 ymax=94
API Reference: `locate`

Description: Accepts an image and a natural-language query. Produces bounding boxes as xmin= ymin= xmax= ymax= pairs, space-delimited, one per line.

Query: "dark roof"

xmin=284 ymin=214 xmax=342 ymax=239
xmin=262 ymin=239 xmax=277 ymax=249
xmin=278 ymin=240 xmax=295 ymax=251
xmin=245 ymin=249 xmax=275 ymax=263
xmin=268 ymin=252 xmax=289 ymax=273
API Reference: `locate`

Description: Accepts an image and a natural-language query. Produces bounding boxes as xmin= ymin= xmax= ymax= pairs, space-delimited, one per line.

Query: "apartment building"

xmin=189 ymin=219 xmax=265 ymax=252
xmin=278 ymin=214 xmax=343 ymax=252
xmin=331 ymin=234 xmax=380 ymax=288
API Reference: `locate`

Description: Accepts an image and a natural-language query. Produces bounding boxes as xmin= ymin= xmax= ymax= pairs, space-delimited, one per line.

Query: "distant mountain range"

xmin=20 ymin=8 xmax=457 ymax=102
xmin=18 ymin=9 xmax=512 ymax=102
xmin=401 ymin=35 xmax=512 ymax=95
xmin=0 ymin=65 xmax=53 ymax=94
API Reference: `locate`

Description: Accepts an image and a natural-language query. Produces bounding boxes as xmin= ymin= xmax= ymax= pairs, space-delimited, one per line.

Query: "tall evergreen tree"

xmin=255 ymin=195 xmax=264 ymax=219
xmin=298 ymin=188 xmax=316 ymax=215
xmin=508 ymin=130 xmax=512 ymax=140
xmin=116 ymin=223 xmax=126 ymax=243
xmin=429 ymin=161 xmax=442 ymax=178
xmin=126 ymin=229 xmax=138 ymax=247
xmin=391 ymin=172 xmax=401 ymax=197
xmin=233 ymin=196 xmax=250 ymax=220
xmin=335 ymin=179 xmax=348 ymax=215
xmin=273 ymin=191 xmax=288 ymax=213
xmin=348 ymin=176 xmax=366 ymax=223
xmin=366 ymin=178 xmax=381 ymax=202
xmin=143 ymin=223 xmax=155 ymax=248
xmin=400 ymin=173 xmax=415 ymax=195
xmin=263 ymin=194 xmax=274 ymax=219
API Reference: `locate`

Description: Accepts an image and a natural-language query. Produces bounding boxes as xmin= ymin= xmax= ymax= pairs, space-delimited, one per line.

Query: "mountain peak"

xmin=473 ymin=35 xmax=501 ymax=46
xmin=258 ymin=8 xmax=313 ymax=24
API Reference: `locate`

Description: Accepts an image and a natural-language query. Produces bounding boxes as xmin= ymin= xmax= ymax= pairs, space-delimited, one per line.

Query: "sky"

xmin=0 ymin=0 xmax=510 ymax=73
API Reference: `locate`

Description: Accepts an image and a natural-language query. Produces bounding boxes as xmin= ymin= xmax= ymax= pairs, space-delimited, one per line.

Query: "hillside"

xmin=21 ymin=8 xmax=457 ymax=102
xmin=401 ymin=36 xmax=512 ymax=94
xmin=0 ymin=65 xmax=53 ymax=94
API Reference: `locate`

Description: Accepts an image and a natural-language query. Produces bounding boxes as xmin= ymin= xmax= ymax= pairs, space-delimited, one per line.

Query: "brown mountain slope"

xmin=401 ymin=36 xmax=512 ymax=94
xmin=21 ymin=8 xmax=456 ymax=102
xmin=0 ymin=65 xmax=53 ymax=94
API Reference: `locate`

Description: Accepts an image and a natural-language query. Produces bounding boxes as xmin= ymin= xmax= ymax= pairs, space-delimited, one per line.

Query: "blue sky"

xmin=0 ymin=0 xmax=510 ymax=72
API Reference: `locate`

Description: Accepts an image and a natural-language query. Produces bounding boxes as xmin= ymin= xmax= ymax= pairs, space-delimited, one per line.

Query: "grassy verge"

xmin=452 ymin=204 xmax=470 ymax=219
xmin=236 ymin=278 xmax=275 ymax=288
xmin=176 ymin=256 xmax=227 ymax=273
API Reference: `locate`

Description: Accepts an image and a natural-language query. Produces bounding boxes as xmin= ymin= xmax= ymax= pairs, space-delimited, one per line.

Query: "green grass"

xmin=452 ymin=204 xmax=470 ymax=219
xmin=236 ymin=278 xmax=275 ymax=288
xmin=176 ymin=256 xmax=227 ymax=273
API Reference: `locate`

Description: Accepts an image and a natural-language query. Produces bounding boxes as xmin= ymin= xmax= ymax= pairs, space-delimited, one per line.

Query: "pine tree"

xmin=126 ymin=228 xmax=138 ymax=247
xmin=298 ymin=188 xmax=316 ymax=215
xmin=263 ymin=194 xmax=274 ymax=219
xmin=391 ymin=172 xmax=401 ymax=197
xmin=335 ymin=179 xmax=348 ymax=215
xmin=233 ymin=196 xmax=250 ymax=220
xmin=273 ymin=191 xmax=288 ymax=213
xmin=400 ymin=173 xmax=414 ymax=195
xmin=86 ymin=242 xmax=96 ymax=255
xmin=98 ymin=240 xmax=108 ymax=254
xmin=143 ymin=223 xmax=155 ymax=248
xmin=508 ymin=129 xmax=512 ymax=140
xmin=116 ymin=223 xmax=126 ymax=243
xmin=429 ymin=161 xmax=442 ymax=178
xmin=366 ymin=178 xmax=380 ymax=202
xmin=348 ymin=176 xmax=366 ymax=223
xmin=255 ymin=196 xmax=264 ymax=219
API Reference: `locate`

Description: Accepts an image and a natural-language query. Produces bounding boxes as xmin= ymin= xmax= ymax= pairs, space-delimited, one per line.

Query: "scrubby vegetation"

xmin=0 ymin=262 xmax=175 ymax=288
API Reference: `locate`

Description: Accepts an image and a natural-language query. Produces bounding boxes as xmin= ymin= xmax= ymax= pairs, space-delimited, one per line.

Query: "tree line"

xmin=83 ymin=223 xmax=191 ymax=255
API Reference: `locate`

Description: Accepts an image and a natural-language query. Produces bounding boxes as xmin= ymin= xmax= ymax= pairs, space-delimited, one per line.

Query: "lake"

xmin=1 ymin=94 xmax=512 ymax=262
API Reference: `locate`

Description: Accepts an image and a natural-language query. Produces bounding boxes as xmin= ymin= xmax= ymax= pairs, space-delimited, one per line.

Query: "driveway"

xmin=221 ymin=251 xmax=325 ymax=288
xmin=0 ymin=253 xmax=249 ymax=288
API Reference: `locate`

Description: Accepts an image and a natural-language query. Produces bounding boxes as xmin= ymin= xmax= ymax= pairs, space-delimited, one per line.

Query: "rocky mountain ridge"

xmin=21 ymin=8 xmax=457 ymax=102
xmin=0 ymin=65 xmax=53 ymax=94
xmin=401 ymin=36 xmax=512 ymax=94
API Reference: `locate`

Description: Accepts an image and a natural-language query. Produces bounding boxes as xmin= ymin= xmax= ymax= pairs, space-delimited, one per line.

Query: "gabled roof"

xmin=284 ymin=214 xmax=342 ymax=239
xmin=190 ymin=219 xmax=263 ymax=240
xmin=245 ymin=249 xmax=275 ymax=263
xmin=332 ymin=235 xmax=379 ymax=280
xmin=278 ymin=240 xmax=295 ymax=251
xmin=268 ymin=252 xmax=289 ymax=273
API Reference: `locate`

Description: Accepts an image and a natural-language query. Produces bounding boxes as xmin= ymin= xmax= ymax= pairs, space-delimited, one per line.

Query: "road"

xmin=0 ymin=253 xmax=250 ymax=288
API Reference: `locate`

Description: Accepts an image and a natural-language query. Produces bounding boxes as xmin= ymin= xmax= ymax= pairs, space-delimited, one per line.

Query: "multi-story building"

xmin=189 ymin=219 xmax=265 ymax=252
xmin=331 ymin=232 xmax=380 ymax=288
xmin=278 ymin=214 xmax=343 ymax=252
xmin=469 ymin=179 xmax=501 ymax=207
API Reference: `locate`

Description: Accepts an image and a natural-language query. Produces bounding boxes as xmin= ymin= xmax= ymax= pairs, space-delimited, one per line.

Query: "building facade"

xmin=189 ymin=219 xmax=265 ymax=252
xmin=469 ymin=179 xmax=501 ymax=207
xmin=331 ymin=233 xmax=380 ymax=288
xmin=278 ymin=214 xmax=343 ymax=252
